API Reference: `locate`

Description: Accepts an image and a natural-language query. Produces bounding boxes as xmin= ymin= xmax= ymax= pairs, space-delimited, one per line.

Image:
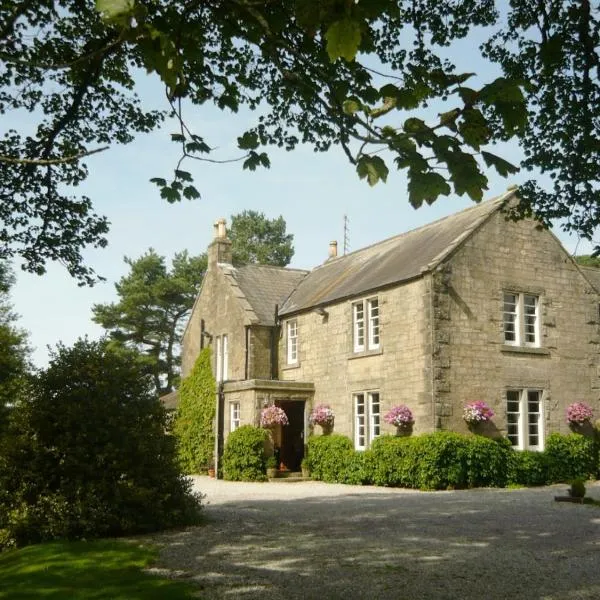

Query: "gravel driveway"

xmin=147 ymin=477 xmax=600 ymax=599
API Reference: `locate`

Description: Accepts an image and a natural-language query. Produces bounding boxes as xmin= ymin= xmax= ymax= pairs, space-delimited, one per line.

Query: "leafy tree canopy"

xmin=230 ymin=211 xmax=294 ymax=267
xmin=0 ymin=337 xmax=200 ymax=548
xmin=1 ymin=1 xmax=599 ymax=283
xmin=0 ymin=262 xmax=30 ymax=426
xmin=92 ymin=249 xmax=206 ymax=394
xmin=574 ymin=255 xmax=600 ymax=269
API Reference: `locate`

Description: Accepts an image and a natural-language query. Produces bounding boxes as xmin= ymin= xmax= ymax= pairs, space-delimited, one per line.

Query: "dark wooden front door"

xmin=278 ymin=400 xmax=305 ymax=471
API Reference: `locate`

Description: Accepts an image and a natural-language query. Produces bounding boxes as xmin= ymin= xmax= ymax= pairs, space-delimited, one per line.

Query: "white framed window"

xmin=216 ymin=335 xmax=222 ymax=382
xmin=215 ymin=334 xmax=228 ymax=382
xmin=230 ymin=402 xmax=240 ymax=432
xmin=286 ymin=320 xmax=298 ymax=364
xmin=354 ymin=391 xmax=381 ymax=450
xmin=353 ymin=297 xmax=380 ymax=352
xmin=503 ymin=292 xmax=540 ymax=347
xmin=506 ymin=389 xmax=544 ymax=451
xmin=222 ymin=334 xmax=229 ymax=381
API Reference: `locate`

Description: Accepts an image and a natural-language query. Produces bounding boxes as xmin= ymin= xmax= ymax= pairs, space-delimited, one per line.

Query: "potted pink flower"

xmin=566 ymin=402 xmax=594 ymax=435
xmin=463 ymin=401 xmax=494 ymax=426
xmin=384 ymin=405 xmax=414 ymax=436
xmin=260 ymin=405 xmax=289 ymax=428
xmin=309 ymin=404 xmax=335 ymax=434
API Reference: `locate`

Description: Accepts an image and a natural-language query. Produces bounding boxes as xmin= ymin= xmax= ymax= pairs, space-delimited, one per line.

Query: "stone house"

xmin=180 ymin=190 xmax=600 ymax=471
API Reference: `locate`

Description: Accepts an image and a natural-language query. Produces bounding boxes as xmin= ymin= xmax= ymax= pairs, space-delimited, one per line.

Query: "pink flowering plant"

xmin=566 ymin=402 xmax=594 ymax=425
xmin=260 ymin=405 xmax=289 ymax=428
xmin=463 ymin=401 xmax=494 ymax=424
xmin=384 ymin=405 xmax=414 ymax=428
xmin=309 ymin=404 xmax=335 ymax=428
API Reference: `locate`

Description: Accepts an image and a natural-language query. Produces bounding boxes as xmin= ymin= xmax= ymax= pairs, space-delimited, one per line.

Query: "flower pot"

xmin=207 ymin=468 xmax=215 ymax=478
xmin=395 ymin=424 xmax=413 ymax=437
xmin=266 ymin=467 xmax=278 ymax=479
xmin=301 ymin=467 xmax=310 ymax=478
xmin=320 ymin=423 xmax=333 ymax=436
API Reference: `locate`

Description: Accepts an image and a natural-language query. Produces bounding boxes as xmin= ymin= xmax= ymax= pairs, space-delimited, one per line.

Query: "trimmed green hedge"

xmin=222 ymin=426 xmax=269 ymax=482
xmin=306 ymin=431 xmax=598 ymax=490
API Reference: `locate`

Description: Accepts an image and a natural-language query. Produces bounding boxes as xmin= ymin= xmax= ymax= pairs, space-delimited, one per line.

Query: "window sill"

xmin=501 ymin=345 xmax=550 ymax=356
xmin=282 ymin=363 xmax=301 ymax=371
xmin=348 ymin=347 xmax=383 ymax=360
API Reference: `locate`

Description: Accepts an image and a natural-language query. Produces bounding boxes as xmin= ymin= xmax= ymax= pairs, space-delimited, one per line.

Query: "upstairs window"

xmin=353 ymin=297 xmax=380 ymax=352
xmin=215 ymin=334 xmax=228 ymax=382
xmin=286 ymin=320 xmax=298 ymax=364
xmin=503 ymin=292 xmax=540 ymax=347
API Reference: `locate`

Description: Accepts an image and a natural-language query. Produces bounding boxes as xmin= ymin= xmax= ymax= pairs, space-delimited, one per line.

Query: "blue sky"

xmin=8 ymin=24 xmax=593 ymax=368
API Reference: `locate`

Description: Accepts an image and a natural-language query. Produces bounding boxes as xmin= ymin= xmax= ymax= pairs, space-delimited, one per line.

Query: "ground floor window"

xmin=354 ymin=391 xmax=381 ymax=450
xmin=230 ymin=401 xmax=240 ymax=432
xmin=506 ymin=389 xmax=544 ymax=451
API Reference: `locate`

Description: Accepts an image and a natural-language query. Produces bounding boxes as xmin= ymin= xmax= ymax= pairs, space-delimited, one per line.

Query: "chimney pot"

xmin=328 ymin=240 xmax=338 ymax=259
xmin=214 ymin=218 xmax=227 ymax=239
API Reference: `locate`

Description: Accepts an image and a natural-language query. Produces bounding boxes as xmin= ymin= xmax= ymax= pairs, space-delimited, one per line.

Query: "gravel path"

xmin=146 ymin=477 xmax=600 ymax=599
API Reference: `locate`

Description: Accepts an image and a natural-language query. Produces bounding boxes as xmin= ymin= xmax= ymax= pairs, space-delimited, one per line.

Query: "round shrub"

xmin=306 ymin=434 xmax=354 ymax=482
xmin=507 ymin=450 xmax=549 ymax=486
xmin=0 ymin=339 xmax=201 ymax=549
xmin=369 ymin=435 xmax=419 ymax=487
xmin=222 ymin=426 xmax=269 ymax=481
xmin=464 ymin=436 xmax=512 ymax=488
xmin=545 ymin=432 xmax=597 ymax=483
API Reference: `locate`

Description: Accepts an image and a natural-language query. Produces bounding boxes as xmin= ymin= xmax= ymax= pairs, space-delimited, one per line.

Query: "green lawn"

xmin=0 ymin=539 xmax=198 ymax=599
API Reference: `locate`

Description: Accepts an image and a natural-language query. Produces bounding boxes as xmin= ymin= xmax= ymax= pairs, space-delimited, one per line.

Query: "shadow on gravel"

xmin=152 ymin=489 xmax=600 ymax=600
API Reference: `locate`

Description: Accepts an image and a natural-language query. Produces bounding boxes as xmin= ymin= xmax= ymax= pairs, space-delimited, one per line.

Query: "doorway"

xmin=278 ymin=400 xmax=305 ymax=471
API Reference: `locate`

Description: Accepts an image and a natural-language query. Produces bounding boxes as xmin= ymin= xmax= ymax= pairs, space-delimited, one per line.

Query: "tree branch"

xmin=0 ymin=146 xmax=108 ymax=165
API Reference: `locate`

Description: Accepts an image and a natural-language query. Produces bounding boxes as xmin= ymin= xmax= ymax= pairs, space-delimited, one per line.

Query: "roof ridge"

xmin=307 ymin=194 xmax=508 ymax=275
xmin=234 ymin=263 xmax=309 ymax=274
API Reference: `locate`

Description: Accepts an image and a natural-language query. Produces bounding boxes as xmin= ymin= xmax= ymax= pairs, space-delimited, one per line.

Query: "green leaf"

xmin=356 ymin=156 xmax=389 ymax=187
xmin=149 ymin=177 xmax=167 ymax=187
xmin=237 ymin=131 xmax=259 ymax=150
xmin=183 ymin=185 xmax=201 ymax=200
xmin=174 ymin=169 xmax=192 ymax=182
xmin=407 ymin=170 xmax=451 ymax=209
xmin=95 ymin=0 xmax=134 ymax=20
xmin=170 ymin=133 xmax=185 ymax=143
xmin=481 ymin=151 xmax=520 ymax=177
xmin=325 ymin=18 xmax=361 ymax=62
xmin=458 ymin=108 xmax=490 ymax=150
xmin=342 ymin=98 xmax=362 ymax=115
xmin=160 ymin=186 xmax=180 ymax=203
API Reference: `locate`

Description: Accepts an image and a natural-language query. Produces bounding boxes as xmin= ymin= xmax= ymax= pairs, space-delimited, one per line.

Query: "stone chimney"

xmin=208 ymin=218 xmax=232 ymax=267
xmin=328 ymin=240 xmax=338 ymax=260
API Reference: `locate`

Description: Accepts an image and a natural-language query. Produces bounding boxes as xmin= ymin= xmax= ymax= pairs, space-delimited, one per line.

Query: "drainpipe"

xmin=244 ymin=325 xmax=250 ymax=380
xmin=271 ymin=304 xmax=279 ymax=380
xmin=429 ymin=272 xmax=437 ymax=432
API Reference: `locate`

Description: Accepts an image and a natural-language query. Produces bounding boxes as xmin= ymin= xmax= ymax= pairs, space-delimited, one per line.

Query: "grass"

xmin=0 ymin=539 xmax=198 ymax=599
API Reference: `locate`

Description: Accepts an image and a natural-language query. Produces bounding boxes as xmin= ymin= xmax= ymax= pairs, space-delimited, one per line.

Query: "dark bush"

xmin=222 ymin=425 xmax=269 ymax=481
xmin=306 ymin=434 xmax=354 ymax=482
xmin=0 ymin=339 xmax=201 ymax=549
xmin=545 ymin=433 xmax=597 ymax=483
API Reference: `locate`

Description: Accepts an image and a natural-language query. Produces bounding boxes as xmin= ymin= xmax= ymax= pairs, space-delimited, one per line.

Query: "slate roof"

xmin=223 ymin=264 xmax=308 ymax=326
xmin=279 ymin=190 xmax=516 ymax=316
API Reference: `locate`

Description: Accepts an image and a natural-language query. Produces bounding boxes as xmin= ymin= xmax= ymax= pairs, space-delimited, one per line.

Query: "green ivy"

xmin=173 ymin=348 xmax=216 ymax=474
xmin=222 ymin=426 xmax=269 ymax=482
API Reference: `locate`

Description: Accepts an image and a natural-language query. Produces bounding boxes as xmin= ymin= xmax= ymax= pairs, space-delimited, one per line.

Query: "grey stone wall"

xmin=279 ymin=278 xmax=433 ymax=439
xmin=433 ymin=210 xmax=600 ymax=437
